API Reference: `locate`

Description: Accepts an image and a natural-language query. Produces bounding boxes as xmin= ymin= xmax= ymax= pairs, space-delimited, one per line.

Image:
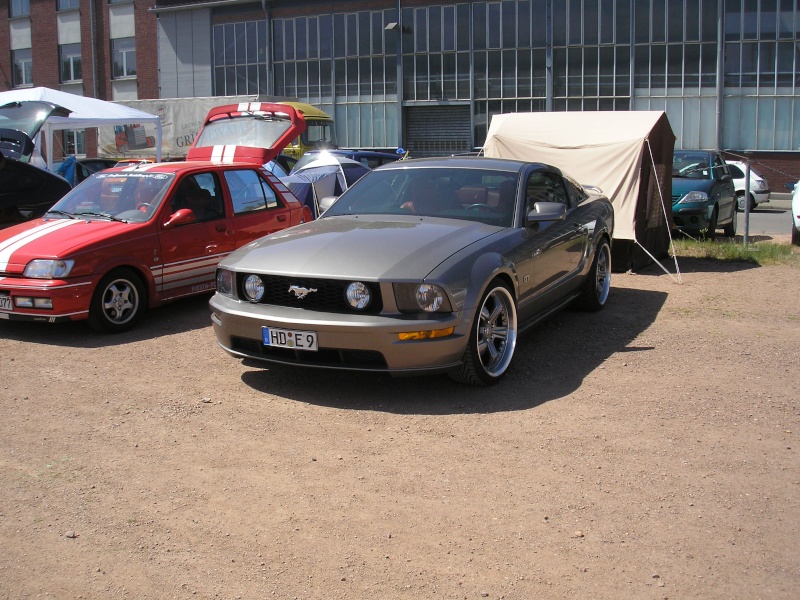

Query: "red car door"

xmin=156 ymin=171 xmax=235 ymax=299
xmin=221 ymin=168 xmax=296 ymax=246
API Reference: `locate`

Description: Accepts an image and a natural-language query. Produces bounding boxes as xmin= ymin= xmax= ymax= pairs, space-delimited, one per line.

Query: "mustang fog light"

xmin=398 ymin=327 xmax=455 ymax=341
xmin=15 ymin=297 xmax=34 ymax=308
xmin=345 ymin=282 xmax=371 ymax=310
xmin=416 ymin=283 xmax=444 ymax=312
xmin=216 ymin=268 xmax=233 ymax=296
xmin=33 ymin=298 xmax=53 ymax=309
xmin=243 ymin=274 xmax=265 ymax=302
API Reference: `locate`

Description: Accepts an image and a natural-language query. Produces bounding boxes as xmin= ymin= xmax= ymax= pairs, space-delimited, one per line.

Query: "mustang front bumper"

xmin=209 ymin=293 xmax=472 ymax=374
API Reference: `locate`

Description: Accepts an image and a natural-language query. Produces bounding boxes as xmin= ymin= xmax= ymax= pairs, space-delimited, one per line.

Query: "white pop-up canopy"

xmin=484 ymin=111 xmax=675 ymax=272
xmin=0 ymin=87 xmax=162 ymax=167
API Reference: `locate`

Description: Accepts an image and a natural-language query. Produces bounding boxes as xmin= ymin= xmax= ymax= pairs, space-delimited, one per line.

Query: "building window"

xmin=64 ymin=130 xmax=86 ymax=157
xmin=111 ymin=37 xmax=136 ymax=78
xmin=10 ymin=0 xmax=30 ymax=17
xmin=57 ymin=0 xmax=79 ymax=10
xmin=59 ymin=44 xmax=82 ymax=82
xmin=12 ymin=49 xmax=33 ymax=87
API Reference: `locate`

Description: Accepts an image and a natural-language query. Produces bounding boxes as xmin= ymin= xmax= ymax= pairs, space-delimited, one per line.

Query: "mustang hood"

xmin=0 ymin=217 xmax=138 ymax=273
xmin=225 ymin=215 xmax=502 ymax=280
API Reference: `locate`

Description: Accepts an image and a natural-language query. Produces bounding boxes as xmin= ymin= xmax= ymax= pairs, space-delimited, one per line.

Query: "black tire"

xmin=792 ymin=224 xmax=800 ymax=247
xmin=723 ymin=205 xmax=737 ymax=238
xmin=450 ymin=279 xmax=517 ymax=386
xmin=574 ymin=240 xmax=611 ymax=312
xmin=702 ymin=207 xmax=718 ymax=240
xmin=87 ymin=268 xmax=147 ymax=333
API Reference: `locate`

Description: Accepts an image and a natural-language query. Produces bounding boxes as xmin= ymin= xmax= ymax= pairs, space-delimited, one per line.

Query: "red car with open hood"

xmin=0 ymin=102 xmax=310 ymax=332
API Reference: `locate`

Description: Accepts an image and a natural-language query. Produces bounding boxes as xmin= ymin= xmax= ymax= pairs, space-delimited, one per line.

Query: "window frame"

xmin=59 ymin=43 xmax=83 ymax=83
xmin=10 ymin=0 xmax=30 ymax=18
xmin=12 ymin=48 xmax=33 ymax=87
xmin=111 ymin=37 xmax=137 ymax=79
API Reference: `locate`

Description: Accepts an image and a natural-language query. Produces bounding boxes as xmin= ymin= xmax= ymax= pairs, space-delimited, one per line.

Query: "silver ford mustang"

xmin=210 ymin=157 xmax=614 ymax=385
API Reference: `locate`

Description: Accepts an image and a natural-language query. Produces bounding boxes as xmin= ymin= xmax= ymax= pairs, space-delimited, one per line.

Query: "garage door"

xmin=405 ymin=105 xmax=472 ymax=158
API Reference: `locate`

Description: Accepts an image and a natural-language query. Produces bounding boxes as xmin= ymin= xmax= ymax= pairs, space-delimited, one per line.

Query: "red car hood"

xmin=0 ymin=217 xmax=136 ymax=274
xmin=186 ymin=102 xmax=306 ymax=165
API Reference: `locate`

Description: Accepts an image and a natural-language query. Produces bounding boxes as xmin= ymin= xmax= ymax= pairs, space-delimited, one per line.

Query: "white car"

xmin=726 ymin=160 xmax=770 ymax=211
xmin=788 ymin=180 xmax=800 ymax=246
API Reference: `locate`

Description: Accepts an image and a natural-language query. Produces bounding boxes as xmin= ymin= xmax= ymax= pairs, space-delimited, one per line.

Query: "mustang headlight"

xmin=394 ymin=283 xmax=452 ymax=313
xmin=243 ymin=274 xmax=265 ymax=302
xmin=23 ymin=259 xmax=74 ymax=279
xmin=677 ymin=191 xmax=709 ymax=204
xmin=216 ymin=268 xmax=233 ymax=296
xmin=345 ymin=281 xmax=371 ymax=310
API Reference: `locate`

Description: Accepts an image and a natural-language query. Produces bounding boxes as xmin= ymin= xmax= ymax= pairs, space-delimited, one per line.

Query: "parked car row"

xmin=16 ymin=96 xmax=798 ymax=384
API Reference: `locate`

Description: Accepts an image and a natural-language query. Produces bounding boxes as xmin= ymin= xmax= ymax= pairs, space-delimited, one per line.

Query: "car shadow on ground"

xmin=633 ymin=254 xmax=762 ymax=276
xmin=0 ymin=293 xmax=213 ymax=348
xmin=239 ymin=286 xmax=668 ymax=415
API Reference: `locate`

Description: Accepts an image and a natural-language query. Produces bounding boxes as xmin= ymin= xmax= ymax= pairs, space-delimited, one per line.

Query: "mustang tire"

xmin=88 ymin=268 xmax=147 ymax=333
xmin=574 ymin=240 xmax=611 ymax=312
xmin=451 ymin=279 xmax=518 ymax=386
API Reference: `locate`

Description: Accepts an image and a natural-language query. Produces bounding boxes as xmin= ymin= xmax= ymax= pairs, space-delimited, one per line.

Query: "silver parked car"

xmin=210 ymin=157 xmax=614 ymax=385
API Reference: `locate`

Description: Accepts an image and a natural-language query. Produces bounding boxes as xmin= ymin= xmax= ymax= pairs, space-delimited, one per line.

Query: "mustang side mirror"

xmin=526 ymin=201 xmax=567 ymax=225
xmin=163 ymin=208 xmax=197 ymax=228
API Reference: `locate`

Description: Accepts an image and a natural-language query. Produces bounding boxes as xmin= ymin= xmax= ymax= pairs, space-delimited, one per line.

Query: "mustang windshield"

xmin=48 ymin=172 xmax=175 ymax=223
xmin=323 ymin=167 xmax=519 ymax=228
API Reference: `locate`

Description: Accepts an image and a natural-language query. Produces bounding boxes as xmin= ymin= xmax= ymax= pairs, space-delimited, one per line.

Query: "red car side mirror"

xmin=163 ymin=208 xmax=197 ymax=228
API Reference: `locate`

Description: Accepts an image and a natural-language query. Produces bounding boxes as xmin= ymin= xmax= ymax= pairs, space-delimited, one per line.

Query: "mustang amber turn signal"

xmin=397 ymin=327 xmax=455 ymax=341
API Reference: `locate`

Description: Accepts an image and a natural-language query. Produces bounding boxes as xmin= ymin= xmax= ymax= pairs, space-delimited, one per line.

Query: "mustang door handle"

xmin=215 ymin=223 xmax=227 ymax=232
xmin=277 ymin=214 xmax=287 ymax=222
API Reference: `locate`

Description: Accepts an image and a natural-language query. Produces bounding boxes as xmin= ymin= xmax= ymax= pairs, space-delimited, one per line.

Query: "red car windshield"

xmin=49 ymin=171 xmax=175 ymax=223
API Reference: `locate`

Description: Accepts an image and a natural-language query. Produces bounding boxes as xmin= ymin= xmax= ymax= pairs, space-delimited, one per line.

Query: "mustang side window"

xmin=526 ymin=172 xmax=568 ymax=210
xmin=226 ymin=170 xmax=280 ymax=215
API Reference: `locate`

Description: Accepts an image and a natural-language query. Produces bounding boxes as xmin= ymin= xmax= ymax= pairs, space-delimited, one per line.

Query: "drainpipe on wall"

xmin=396 ymin=0 xmax=403 ymax=148
xmin=545 ymin=0 xmax=552 ymax=112
xmin=715 ymin=0 xmax=724 ymax=150
xmin=90 ymin=0 xmax=98 ymax=99
xmin=262 ymin=0 xmax=272 ymax=97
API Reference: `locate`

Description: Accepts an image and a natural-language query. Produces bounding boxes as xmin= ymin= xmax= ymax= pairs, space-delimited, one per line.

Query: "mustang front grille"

xmin=235 ymin=274 xmax=383 ymax=314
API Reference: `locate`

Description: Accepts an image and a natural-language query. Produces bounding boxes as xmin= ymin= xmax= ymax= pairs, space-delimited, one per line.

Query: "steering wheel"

xmin=466 ymin=203 xmax=493 ymax=212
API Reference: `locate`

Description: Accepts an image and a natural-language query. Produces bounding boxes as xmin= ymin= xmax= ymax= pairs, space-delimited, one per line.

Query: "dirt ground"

xmin=1 ymin=244 xmax=798 ymax=600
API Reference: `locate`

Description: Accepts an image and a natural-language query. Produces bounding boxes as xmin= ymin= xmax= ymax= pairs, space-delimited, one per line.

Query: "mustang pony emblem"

xmin=288 ymin=285 xmax=317 ymax=299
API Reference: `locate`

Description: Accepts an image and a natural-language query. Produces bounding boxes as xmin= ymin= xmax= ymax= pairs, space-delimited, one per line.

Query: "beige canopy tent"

xmin=483 ymin=111 xmax=675 ymax=272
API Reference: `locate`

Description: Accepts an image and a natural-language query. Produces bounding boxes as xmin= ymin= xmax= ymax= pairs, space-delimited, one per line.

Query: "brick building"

xmin=2 ymin=0 xmax=799 ymax=184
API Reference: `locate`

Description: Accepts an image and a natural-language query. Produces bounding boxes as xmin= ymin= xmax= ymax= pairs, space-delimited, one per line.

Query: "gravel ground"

xmin=1 ymin=253 xmax=798 ymax=599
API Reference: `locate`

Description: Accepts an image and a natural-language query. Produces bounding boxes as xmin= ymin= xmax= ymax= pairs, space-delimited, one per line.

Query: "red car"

xmin=0 ymin=103 xmax=311 ymax=332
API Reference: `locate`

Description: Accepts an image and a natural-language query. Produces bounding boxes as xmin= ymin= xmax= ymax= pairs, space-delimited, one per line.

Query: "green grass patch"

xmin=670 ymin=238 xmax=800 ymax=266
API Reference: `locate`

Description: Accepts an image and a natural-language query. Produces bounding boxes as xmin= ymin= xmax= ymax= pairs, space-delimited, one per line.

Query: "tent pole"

xmin=644 ymin=139 xmax=682 ymax=283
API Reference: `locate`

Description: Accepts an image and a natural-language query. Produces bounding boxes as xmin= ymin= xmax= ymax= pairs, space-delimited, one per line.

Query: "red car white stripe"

xmin=209 ymin=145 xmax=239 ymax=164
xmin=0 ymin=220 xmax=81 ymax=271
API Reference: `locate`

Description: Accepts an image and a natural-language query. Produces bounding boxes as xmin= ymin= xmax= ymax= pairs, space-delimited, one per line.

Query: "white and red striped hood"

xmin=0 ymin=217 xmax=134 ymax=274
